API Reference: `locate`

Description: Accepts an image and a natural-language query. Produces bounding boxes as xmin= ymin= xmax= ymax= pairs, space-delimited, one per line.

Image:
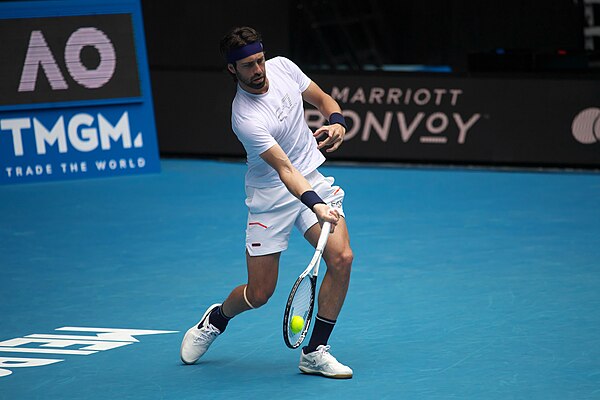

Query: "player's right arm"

xmin=260 ymin=144 xmax=339 ymax=227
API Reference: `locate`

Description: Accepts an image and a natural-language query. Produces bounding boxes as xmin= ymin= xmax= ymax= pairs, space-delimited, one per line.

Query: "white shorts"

xmin=244 ymin=169 xmax=345 ymax=256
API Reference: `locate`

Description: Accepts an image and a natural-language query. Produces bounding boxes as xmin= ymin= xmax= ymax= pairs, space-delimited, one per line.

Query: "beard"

xmin=240 ymin=73 xmax=266 ymax=90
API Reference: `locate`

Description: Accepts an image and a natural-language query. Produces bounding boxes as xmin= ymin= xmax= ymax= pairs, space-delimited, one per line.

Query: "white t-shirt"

xmin=231 ymin=56 xmax=325 ymax=188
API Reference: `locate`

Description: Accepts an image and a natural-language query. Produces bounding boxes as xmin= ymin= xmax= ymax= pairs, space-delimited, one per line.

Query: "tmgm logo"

xmin=571 ymin=108 xmax=600 ymax=144
xmin=0 ymin=111 xmax=143 ymax=156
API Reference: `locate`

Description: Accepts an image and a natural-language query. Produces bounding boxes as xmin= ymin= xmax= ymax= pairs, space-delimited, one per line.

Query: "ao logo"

xmin=571 ymin=108 xmax=600 ymax=144
xmin=19 ymin=27 xmax=116 ymax=91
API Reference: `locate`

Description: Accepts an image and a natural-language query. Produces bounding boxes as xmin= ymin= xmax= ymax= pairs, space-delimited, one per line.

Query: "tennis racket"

xmin=283 ymin=221 xmax=331 ymax=349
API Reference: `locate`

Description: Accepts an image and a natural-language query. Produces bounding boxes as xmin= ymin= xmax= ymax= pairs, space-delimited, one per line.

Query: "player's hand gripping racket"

xmin=283 ymin=221 xmax=331 ymax=349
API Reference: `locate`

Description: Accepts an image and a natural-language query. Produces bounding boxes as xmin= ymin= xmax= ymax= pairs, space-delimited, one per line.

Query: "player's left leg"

xmin=299 ymin=218 xmax=353 ymax=378
xmin=306 ymin=218 xmax=353 ymax=322
xmin=299 ymin=170 xmax=353 ymax=322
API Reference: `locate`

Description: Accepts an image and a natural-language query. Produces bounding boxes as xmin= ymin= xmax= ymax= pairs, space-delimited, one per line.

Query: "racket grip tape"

xmin=316 ymin=222 xmax=331 ymax=251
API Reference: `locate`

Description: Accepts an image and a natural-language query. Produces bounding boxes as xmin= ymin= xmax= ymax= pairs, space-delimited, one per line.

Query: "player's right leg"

xmin=181 ymin=183 xmax=297 ymax=365
xmin=180 ymin=251 xmax=280 ymax=365
xmin=180 ymin=303 xmax=222 ymax=365
xmin=222 ymin=251 xmax=280 ymax=316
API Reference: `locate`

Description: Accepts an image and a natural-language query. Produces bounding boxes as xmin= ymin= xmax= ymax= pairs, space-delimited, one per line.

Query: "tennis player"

xmin=180 ymin=26 xmax=354 ymax=379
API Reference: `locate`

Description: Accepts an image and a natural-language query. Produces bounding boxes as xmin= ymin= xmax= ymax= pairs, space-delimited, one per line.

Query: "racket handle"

xmin=316 ymin=221 xmax=331 ymax=252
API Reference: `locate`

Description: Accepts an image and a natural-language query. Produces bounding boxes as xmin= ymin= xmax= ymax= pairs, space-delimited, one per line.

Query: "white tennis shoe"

xmin=299 ymin=345 xmax=353 ymax=379
xmin=180 ymin=303 xmax=222 ymax=365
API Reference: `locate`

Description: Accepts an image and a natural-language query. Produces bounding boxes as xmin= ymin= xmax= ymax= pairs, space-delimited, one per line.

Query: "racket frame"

xmin=283 ymin=221 xmax=331 ymax=349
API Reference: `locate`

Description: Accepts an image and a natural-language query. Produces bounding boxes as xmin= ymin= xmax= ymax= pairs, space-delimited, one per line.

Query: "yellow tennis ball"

xmin=290 ymin=315 xmax=304 ymax=334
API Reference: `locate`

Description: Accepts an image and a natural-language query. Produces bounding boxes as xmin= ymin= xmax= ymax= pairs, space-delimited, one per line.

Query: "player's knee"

xmin=329 ymin=248 xmax=353 ymax=275
xmin=245 ymin=285 xmax=273 ymax=308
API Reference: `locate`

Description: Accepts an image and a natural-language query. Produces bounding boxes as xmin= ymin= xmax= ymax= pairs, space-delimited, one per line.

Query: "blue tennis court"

xmin=1 ymin=159 xmax=599 ymax=399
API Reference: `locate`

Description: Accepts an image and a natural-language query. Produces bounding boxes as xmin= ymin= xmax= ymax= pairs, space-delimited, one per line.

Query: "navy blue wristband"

xmin=328 ymin=112 xmax=347 ymax=130
xmin=300 ymin=190 xmax=326 ymax=211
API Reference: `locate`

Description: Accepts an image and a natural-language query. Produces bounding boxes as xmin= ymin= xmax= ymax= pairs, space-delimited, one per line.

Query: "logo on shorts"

xmin=248 ymin=221 xmax=267 ymax=229
xmin=329 ymin=199 xmax=343 ymax=209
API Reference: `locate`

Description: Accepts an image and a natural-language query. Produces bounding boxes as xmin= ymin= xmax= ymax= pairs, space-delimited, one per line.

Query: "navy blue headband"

xmin=226 ymin=41 xmax=264 ymax=64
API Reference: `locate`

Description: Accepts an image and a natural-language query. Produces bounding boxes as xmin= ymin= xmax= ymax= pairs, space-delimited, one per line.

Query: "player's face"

xmin=231 ymin=52 xmax=267 ymax=93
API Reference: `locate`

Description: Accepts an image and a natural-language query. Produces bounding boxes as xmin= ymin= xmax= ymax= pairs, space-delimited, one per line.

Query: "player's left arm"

xmin=302 ymin=81 xmax=346 ymax=153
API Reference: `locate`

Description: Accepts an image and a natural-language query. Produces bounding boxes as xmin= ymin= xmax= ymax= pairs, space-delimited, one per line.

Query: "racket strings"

xmin=286 ymin=276 xmax=314 ymax=344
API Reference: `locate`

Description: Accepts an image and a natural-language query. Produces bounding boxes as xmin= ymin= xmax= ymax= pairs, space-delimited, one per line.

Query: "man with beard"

xmin=180 ymin=26 xmax=354 ymax=379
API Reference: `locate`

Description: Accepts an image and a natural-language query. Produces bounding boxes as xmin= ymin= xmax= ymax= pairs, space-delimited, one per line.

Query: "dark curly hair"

xmin=219 ymin=26 xmax=263 ymax=66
